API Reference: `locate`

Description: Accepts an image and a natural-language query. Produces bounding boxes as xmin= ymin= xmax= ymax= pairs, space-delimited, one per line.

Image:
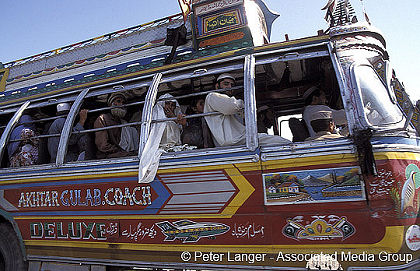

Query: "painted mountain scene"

xmin=263 ymin=167 xmax=364 ymax=205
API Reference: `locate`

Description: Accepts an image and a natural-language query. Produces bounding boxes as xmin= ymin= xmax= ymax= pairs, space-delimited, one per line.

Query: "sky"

xmin=1 ymin=0 xmax=419 ymax=101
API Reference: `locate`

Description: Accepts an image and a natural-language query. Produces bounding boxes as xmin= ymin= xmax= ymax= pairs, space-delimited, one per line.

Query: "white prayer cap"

xmin=310 ymin=111 xmax=332 ymax=122
xmin=57 ymin=102 xmax=71 ymax=112
xmin=216 ymin=73 xmax=235 ymax=83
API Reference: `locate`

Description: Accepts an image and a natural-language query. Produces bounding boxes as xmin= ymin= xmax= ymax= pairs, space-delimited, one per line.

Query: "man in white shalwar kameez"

xmin=204 ymin=74 xmax=290 ymax=147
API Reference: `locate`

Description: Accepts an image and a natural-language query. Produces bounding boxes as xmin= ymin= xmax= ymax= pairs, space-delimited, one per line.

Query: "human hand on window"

xmin=176 ymin=114 xmax=187 ymax=126
xmin=79 ymin=109 xmax=88 ymax=126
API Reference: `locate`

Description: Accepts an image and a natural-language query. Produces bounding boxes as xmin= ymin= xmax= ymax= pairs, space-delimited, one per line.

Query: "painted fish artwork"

xmin=156 ymin=220 xmax=230 ymax=243
xmin=263 ymin=166 xmax=364 ymax=205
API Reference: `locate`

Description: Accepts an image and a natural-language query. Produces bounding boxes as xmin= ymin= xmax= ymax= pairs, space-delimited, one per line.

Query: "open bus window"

xmin=0 ymin=112 xmax=17 ymax=167
xmin=254 ymin=54 xmax=346 ymax=143
xmin=153 ymin=64 xmax=246 ymax=152
xmin=355 ymin=65 xmax=404 ymax=127
xmin=1 ymin=103 xmax=62 ymax=168
xmin=73 ymin=86 xmax=148 ymax=161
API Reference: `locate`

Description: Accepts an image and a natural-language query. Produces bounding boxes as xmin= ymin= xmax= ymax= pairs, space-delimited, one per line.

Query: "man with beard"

xmin=94 ymin=93 xmax=138 ymax=158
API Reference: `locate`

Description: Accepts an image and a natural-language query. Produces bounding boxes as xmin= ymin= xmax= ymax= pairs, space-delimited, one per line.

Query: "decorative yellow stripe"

xmin=15 ymin=214 xmax=236 ymax=220
xmin=221 ymin=167 xmax=255 ymax=215
xmin=157 ymin=162 xmax=260 ymax=174
xmin=1 ymin=171 xmax=138 ymax=185
xmin=24 ymin=226 xmax=404 ymax=254
xmin=374 ymin=151 xmax=420 ymax=161
xmin=0 ymin=68 xmax=10 ymax=92
xmin=235 ymin=161 xmax=261 ymax=172
xmin=262 ymin=153 xmax=357 ymax=171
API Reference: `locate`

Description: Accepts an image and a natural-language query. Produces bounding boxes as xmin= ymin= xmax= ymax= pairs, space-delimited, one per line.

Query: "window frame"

xmin=351 ymin=63 xmax=406 ymax=130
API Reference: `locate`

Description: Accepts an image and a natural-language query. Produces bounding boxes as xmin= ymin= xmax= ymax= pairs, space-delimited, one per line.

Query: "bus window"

xmin=148 ymin=62 xmax=248 ymax=152
xmin=65 ymin=84 xmax=149 ymax=162
xmin=0 ymin=111 xmax=18 ymax=167
xmin=254 ymin=53 xmax=347 ymax=143
xmin=137 ymin=64 xmax=252 ymax=184
xmin=1 ymin=102 xmax=63 ymax=167
xmin=354 ymin=65 xmax=405 ymax=128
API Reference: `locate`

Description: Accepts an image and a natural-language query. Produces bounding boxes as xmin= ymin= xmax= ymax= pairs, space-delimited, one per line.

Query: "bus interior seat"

xmin=289 ymin=117 xmax=309 ymax=142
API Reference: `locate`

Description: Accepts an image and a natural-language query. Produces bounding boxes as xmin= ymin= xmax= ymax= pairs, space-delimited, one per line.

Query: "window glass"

xmin=356 ymin=65 xmax=404 ymax=127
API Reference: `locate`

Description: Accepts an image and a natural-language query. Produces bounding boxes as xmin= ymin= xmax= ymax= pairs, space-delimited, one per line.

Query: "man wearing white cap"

xmin=302 ymin=86 xmax=347 ymax=137
xmin=305 ymin=111 xmax=344 ymax=141
xmin=47 ymin=102 xmax=89 ymax=162
xmin=204 ymin=73 xmax=290 ymax=147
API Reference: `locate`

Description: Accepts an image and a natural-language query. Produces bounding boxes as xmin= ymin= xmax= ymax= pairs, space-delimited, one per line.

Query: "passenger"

xmin=257 ymin=105 xmax=279 ymax=135
xmin=94 ymin=93 xmax=138 ymax=158
xmin=8 ymin=115 xmax=39 ymax=167
xmin=138 ymin=93 xmax=185 ymax=183
xmin=305 ymin=111 xmax=344 ymax=141
xmin=302 ymin=86 xmax=347 ymax=137
xmin=204 ymin=73 xmax=290 ymax=147
xmin=153 ymin=93 xmax=186 ymax=147
xmin=47 ymin=103 xmax=90 ymax=162
xmin=181 ymin=97 xmax=214 ymax=148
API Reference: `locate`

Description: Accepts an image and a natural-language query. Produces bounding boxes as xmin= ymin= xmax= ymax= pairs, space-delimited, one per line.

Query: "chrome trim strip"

xmin=244 ymin=54 xmax=258 ymax=151
xmin=27 ymin=255 xmax=308 ymax=270
xmin=328 ymin=41 xmax=356 ymax=135
xmin=348 ymin=258 xmax=420 ymax=271
xmin=57 ymin=88 xmax=90 ymax=166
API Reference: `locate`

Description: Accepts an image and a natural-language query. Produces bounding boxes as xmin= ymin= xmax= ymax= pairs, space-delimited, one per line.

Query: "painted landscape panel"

xmin=263 ymin=166 xmax=364 ymax=205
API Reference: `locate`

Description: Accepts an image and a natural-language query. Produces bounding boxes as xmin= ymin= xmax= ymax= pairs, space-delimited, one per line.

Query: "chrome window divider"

xmin=0 ymin=101 xmax=30 ymax=163
xmin=56 ymin=88 xmax=90 ymax=166
xmin=244 ymin=54 xmax=258 ymax=151
xmin=328 ymin=41 xmax=356 ymax=135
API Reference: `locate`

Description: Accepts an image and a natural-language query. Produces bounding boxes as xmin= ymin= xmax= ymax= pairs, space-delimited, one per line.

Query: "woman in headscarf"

xmin=8 ymin=115 xmax=39 ymax=167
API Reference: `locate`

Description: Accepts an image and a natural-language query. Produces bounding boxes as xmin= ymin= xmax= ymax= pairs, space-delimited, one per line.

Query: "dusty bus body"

xmin=0 ymin=0 xmax=419 ymax=270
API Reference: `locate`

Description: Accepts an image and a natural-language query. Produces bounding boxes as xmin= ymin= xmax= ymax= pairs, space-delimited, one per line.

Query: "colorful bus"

xmin=0 ymin=0 xmax=419 ymax=270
